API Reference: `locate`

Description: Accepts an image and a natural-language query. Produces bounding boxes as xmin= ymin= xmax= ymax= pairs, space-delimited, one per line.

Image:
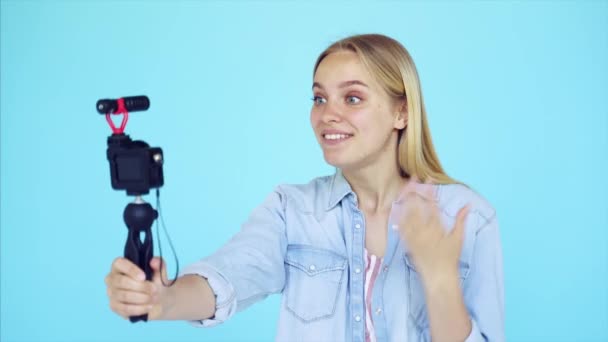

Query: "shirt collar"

xmin=326 ymin=170 xmax=441 ymax=211
xmin=326 ymin=169 xmax=354 ymax=210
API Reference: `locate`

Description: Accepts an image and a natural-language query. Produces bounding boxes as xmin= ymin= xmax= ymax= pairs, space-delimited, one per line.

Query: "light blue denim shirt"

xmin=180 ymin=170 xmax=504 ymax=341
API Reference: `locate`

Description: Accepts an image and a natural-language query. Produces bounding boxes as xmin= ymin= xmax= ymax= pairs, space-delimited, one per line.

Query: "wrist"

xmin=151 ymin=281 xmax=175 ymax=321
xmin=421 ymin=268 xmax=460 ymax=295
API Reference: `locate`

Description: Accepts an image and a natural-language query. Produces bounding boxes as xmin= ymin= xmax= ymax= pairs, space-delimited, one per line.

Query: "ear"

xmin=393 ymin=100 xmax=407 ymax=130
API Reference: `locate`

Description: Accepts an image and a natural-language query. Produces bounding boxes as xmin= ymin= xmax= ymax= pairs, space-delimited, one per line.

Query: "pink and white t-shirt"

xmin=364 ymin=248 xmax=383 ymax=342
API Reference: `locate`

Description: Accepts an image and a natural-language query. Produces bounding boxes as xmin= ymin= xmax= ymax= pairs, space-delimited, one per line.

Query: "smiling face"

xmin=311 ymin=50 xmax=406 ymax=171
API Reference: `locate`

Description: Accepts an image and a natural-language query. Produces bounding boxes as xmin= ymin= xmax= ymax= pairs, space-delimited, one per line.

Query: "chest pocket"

xmin=284 ymin=245 xmax=347 ymax=323
xmin=404 ymin=254 xmax=470 ymax=330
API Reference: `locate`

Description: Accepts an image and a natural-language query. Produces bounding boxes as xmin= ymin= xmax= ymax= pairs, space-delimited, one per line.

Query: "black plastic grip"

xmin=123 ymin=202 xmax=157 ymax=323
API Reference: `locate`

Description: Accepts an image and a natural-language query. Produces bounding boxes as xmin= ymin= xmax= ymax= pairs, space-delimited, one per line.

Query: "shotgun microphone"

xmin=96 ymin=96 xmax=150 ymax=114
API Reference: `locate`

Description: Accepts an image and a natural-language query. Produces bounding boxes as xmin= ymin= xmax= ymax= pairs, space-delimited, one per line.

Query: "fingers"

xmin=150 ymin=257 xmax=169 ymax=286
xmin=150 ymin=257 xmax=162 ymax=269
xmin=111 ymin=257 xmax=145 ymax=281
xmin=105 ymin=273 xmax=155 ymax=293
xmin=150 ymin=257 xmax=166 ymax=277
xmin=400 ymin=190 xmax=437 ymax=227
xmin=450 ymin=204 xmax=471 ymax=243
xmin=106 ymin=274 xmax=156 ymax=319
xmin=400 ymin=177 xmax=436 ymax=199
xmin=398 ymin=197 xmax=421 ymax=233
xmin=109 ymin=300 xmax=153 ymax=319
xmin=107 ymin=286 xmax=154 ymax=305
xmin=106 ymin=257 xmax=157 ymax=319
xmin=400 ymin=176 xmax=420 ymax=195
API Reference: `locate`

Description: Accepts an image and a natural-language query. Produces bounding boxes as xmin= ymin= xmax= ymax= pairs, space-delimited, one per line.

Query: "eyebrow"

xmin=312 ymin=80 xmax=369 ymax=90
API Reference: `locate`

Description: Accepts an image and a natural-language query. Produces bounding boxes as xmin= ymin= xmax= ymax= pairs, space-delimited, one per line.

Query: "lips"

xmin=323 ymin=133 xmax=353 ymax=140
xmin=321 ymin=128 xmax=353 ymax=136
xmin=320 ymin=129 xmax=354 ymax=145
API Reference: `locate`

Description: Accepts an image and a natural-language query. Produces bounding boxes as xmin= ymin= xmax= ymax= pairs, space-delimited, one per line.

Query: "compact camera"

xmin=106 ymin=134 xmax=164 ymax=196
xmin=97 ymin=96 xmax=164 ymax=196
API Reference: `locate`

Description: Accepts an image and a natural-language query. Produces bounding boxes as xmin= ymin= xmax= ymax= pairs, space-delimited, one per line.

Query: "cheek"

xmin=349 ymin=108 xmax=376 ymax=131
xmin=352 ymin=108 xmax=392 ymax=137
xmin=310 ymin=109 xmax=321 ymax=129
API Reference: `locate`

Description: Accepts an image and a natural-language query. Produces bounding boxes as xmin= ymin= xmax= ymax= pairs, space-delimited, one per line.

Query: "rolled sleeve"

xmin=179 ymin=189 xmax=288 ymax=328
xmin=179 ymin=261 xmax=237 ymax=327
xmin=463 ymin=214 xmax=506 ymax=342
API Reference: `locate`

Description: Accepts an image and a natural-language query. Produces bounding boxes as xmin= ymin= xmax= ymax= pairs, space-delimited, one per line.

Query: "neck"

xmin=341 ymin=141 xmax=408 ymax=214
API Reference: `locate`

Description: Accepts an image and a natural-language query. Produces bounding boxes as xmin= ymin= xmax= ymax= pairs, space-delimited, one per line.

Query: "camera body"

xmin=107 ymin=133 xmax=164 ymax=196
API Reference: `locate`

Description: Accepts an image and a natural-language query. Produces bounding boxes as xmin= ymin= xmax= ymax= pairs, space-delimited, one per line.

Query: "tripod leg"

xmin=124 ymin=229 xmax=149 ymax=322
xmin=140 ymin=228 xmax=154 ymax=281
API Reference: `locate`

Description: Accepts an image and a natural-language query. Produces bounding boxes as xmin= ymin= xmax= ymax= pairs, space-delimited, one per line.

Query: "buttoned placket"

xmin=368 ymin=204 xmax=402 ymax=342
xmin=372 ymin=225 xmax=399 ymax=341
xmin=349 ymin=194 xmax=366 ymax=342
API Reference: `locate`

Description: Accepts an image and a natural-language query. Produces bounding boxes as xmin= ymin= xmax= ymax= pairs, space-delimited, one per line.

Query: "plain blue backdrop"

xmin=1 ymin=1 xmax=607 ymax=341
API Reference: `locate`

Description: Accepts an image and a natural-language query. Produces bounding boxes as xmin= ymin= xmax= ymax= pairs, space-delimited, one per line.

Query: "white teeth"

xmin=324 ymin=134 xmax=351 ymax=140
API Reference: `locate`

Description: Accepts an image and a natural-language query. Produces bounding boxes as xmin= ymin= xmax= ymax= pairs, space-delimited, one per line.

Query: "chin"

xmin=322 ymin=152 xmax=357 ymax=170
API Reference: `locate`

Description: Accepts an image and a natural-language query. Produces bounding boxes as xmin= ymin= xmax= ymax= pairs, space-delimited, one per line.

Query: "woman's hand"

xmin=105 ymin=257 xmax=172 ymax=321
xmin=394 ymin=181 xmax=470 ymax=288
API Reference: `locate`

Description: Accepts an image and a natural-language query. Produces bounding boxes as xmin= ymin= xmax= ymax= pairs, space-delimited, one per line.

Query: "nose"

xmin=320 ymin=100 xmax=343 ymax=124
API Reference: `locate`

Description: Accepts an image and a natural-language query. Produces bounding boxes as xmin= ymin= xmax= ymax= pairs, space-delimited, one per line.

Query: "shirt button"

xmin=309 ymin=264 xmax=316 ymax=271
xmin=383 ymin=265 xmax=389 ymax=272
xmin=354 ymin=315 xmax=361 ymax=322
xmin=355 ymin=268 xmax=361 ymax=274
xmin=376 ymin=308 xmax=383 ymax=315
xmin=355 ymin=223 xmax=361 ymax=229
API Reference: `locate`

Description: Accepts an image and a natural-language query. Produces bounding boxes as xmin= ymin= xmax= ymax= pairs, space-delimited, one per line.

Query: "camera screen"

xmin=115 ymin=156 xmax=145 ymax=182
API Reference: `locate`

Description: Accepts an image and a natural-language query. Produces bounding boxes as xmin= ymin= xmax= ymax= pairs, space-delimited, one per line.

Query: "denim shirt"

xmin=180 ymin=170 xmax=505 ymax=341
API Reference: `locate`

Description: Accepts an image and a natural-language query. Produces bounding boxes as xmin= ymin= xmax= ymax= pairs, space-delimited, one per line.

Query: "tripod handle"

xmin=123 ymin=201 xmax=157 ymax=323
xmin=124 ymin=228 xmax=154 ymax=322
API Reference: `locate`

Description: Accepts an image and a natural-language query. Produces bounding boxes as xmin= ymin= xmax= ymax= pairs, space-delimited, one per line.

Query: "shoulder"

xmin=272 ymin=174 xmax=334 ymax=214
xmin=275 ymin=174 xmax=333 ymax=199
xmin=435 ymin=182 xmax=497 ymax=232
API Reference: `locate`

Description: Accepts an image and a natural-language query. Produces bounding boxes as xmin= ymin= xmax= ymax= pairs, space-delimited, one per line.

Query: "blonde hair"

xmin=313 ymin=34 xmax=461 ymax=185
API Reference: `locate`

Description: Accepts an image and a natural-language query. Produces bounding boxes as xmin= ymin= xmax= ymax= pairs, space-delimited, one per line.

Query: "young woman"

xmin=105 ymin=34 xmax=505 ymax=342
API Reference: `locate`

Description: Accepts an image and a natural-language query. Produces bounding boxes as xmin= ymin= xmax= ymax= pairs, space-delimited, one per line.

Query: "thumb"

xmin=150 ymin=257 xmax=169 ymax=285
xmin=450 ymin=204 xmax=471 ymax=245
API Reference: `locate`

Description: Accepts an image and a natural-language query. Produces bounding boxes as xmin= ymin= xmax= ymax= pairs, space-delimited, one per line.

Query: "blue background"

xmin=1 ymin=1 xmax=607 ymax=341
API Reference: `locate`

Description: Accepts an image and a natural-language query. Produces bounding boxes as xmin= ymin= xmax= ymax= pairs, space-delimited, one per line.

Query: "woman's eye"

xmin=346 ymin=96 xmax=361 ymax=104
xmin=311 ymin=96 xmax=326 ymax=105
